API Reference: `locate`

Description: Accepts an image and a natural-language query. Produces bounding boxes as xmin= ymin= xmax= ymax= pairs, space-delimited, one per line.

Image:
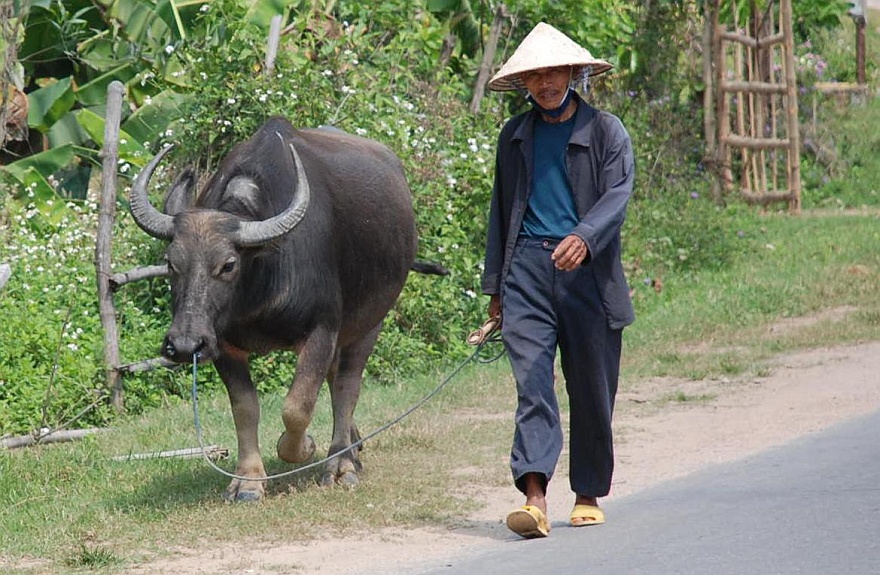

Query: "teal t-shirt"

xmin=520 ymin=115 xmax=579 ymax=240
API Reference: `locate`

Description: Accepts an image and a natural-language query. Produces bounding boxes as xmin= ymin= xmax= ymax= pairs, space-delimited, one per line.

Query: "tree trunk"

xmin=470 ymin=4 xmax=508 ymax=115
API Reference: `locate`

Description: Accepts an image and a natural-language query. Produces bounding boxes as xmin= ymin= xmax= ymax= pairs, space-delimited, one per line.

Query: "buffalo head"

xmin=129 ymin=136 xmax=310 ymax=363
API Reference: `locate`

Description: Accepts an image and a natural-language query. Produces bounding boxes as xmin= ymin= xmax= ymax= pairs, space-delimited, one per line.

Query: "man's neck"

xmin=541 ymin=99 xmax=577 ymax=124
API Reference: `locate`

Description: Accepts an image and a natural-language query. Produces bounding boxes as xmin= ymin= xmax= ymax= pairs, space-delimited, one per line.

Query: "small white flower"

xmin=165 ymin=45 xmax=175 ymax=55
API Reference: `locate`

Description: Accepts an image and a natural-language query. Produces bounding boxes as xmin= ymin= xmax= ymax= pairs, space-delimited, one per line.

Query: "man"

xmin=481 ymin=22 xmax=635 ymax=539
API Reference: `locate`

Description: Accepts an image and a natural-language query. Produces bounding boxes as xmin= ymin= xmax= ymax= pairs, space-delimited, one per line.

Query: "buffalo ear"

xmin=163 ymin=168 xmax=197 ymax=215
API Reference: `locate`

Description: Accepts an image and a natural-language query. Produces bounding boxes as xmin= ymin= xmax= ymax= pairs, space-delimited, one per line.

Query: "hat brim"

xmin=487 ymin=22 xmax=614 ymax=92
xmin=488 ymin=61 xmax=613 ymax=92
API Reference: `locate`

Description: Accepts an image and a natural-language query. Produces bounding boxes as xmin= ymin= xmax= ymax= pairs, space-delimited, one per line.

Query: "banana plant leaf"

xmin=76 ymin=108 xmax=149 ymax=169
xmin=7 ymin=166 xmax=73 ymax=224
xmin=75 ymin=63 xmax=137 ymax=108
xmin=95 ymin=0 xmax=174 ymax=46
xmin=46 ymin=112 xmax=89 ymax=149
xmin=121 ymin=89 xmax=191 ymax=148
xmin=246 ymin=0 xmax=294 ymax=28
xmin=27 ymin=77 xmax=75 ymax=132
xmin=1 ymin=145 xmax=76 ymax=183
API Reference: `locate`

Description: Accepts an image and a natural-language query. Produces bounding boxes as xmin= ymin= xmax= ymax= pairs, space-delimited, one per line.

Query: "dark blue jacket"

xmin=481 ymin=94 xmax=636 ymax=329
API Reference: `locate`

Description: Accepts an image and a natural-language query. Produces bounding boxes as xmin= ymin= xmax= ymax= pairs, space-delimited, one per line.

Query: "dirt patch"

xmin=117 ymin=340 xmax=880 ymax=575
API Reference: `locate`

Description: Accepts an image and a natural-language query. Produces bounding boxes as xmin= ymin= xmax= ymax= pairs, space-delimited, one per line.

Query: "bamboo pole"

xmin=734 ymin=34 xmax=749 ymax=192
xmin=715 ymin=9 xmax=733 ymax=192
xmin=753 ymin=17 xmax=766 ymax=198
xmin=780 ymin=0 xmax=801 ymax=213
xmin=704 ymin=0 xmax=722 ymax=204
xmin=96 ymin=81 xmax=126 ymax=411
xmin=111 ymin=445 xmax=229 ymax=462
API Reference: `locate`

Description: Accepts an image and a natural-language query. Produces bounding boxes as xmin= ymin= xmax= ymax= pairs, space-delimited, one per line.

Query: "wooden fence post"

xmin=95 ymin=80 xmax=125 ymax=411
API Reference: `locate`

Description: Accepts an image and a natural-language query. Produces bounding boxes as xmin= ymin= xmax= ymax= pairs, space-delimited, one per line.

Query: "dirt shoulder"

xmin=124 ymin=339 xmax=880 ymax=575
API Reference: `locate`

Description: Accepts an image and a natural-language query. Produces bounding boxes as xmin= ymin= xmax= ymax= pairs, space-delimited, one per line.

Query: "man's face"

xmin=521 ymin=66 xmax=572 ymax=110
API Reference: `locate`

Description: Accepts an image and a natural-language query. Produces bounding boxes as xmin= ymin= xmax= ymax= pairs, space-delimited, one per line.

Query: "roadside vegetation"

xmin=1 ymin=1 xmax=879 ymax=572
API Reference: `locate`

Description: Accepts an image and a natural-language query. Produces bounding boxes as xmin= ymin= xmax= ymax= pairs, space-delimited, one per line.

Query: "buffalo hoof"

xmin=276 ymin=432 xmax=316 ymax=464
xmin=319 ymin=470 xmax=360 ymax=488
xmin=224 ymin=480 xmax=264 ymax=503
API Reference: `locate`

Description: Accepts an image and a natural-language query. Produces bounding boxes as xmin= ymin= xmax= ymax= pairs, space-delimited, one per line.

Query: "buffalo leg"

xmin=214 ymin=347 xmax=266 ymax=502
xmin=276 ymin=325 xmax=337 ymax=465
xmin=320 ymin=323 xmax=381 ymax=487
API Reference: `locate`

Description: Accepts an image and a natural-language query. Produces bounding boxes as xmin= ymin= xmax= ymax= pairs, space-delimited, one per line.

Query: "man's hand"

xmin=551 ymin=234 xmax=589 ymax=271
xmin=488 ymin=294 xmax=502 ymax=319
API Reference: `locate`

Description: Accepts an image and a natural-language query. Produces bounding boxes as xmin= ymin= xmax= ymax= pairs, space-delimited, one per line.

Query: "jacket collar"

xmin=511 ymin=92 xmax=598 ymax=147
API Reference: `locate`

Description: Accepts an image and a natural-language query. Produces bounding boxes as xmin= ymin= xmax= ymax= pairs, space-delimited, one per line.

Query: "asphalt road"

xmin=410 ymin=409 xmax=880 ymax=575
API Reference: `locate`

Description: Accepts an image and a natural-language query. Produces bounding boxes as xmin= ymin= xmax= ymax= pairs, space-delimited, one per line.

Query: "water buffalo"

xmin=129 ymin=116 xmax=444 ymax=501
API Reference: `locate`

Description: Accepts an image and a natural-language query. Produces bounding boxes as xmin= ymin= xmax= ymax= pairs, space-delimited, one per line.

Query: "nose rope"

xmin=190 ymin=333 xmax=505 ymax=482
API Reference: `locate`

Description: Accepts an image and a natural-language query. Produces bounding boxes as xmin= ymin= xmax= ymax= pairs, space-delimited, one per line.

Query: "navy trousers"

xmin=501 ymin=238 xmax=622 ymax=497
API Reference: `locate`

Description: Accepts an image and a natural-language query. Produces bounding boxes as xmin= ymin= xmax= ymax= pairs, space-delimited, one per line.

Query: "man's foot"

xmin=506 ymin=472 xmax=550 ymax=538
xmin=506 ymin=505 xmax=550 ymax=538
xmin=570 ymin=495 xmax=605 ymax=527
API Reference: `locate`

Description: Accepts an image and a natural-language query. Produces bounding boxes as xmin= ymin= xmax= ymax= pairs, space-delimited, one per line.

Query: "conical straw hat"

xmin=488 ymin=22 xmax=612 ymax=92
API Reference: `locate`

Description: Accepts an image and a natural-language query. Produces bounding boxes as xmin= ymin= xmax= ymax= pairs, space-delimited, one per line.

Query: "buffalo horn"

xmin=234 ymin=141 xmax=311 ymax=247
xmin=130 ymin=145 xmax=176 ymax=239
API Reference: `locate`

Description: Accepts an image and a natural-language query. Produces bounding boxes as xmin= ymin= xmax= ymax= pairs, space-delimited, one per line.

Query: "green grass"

xmin=623 ymin=210 xmax=880 ymax=382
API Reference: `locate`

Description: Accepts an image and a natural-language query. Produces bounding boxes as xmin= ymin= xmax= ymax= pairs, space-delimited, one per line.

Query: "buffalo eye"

xmin=218 ymin=257 xmax=237 ymax=277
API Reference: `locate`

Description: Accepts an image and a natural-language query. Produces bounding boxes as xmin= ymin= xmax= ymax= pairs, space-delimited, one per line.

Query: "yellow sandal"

xmin=570 ymin=504 xmax=605 ymax=527
xmin=506 ymin=505 xmax=550 ymax=538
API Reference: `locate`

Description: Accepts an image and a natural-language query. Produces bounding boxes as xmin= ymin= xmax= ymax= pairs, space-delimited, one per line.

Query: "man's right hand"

xmin=488 ymin=294 xmax=502 ymax=319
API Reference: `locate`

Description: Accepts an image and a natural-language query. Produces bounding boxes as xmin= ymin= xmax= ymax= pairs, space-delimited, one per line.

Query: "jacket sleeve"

xmin=572 ymin=114 xmax=634 ymax=260
xmin=481 ymin=146 xmax=505 ymax=295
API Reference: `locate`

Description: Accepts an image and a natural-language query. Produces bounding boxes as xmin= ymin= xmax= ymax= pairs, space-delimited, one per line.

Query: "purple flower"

xmin=690 ymin=192 xmax=699 ymax=199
